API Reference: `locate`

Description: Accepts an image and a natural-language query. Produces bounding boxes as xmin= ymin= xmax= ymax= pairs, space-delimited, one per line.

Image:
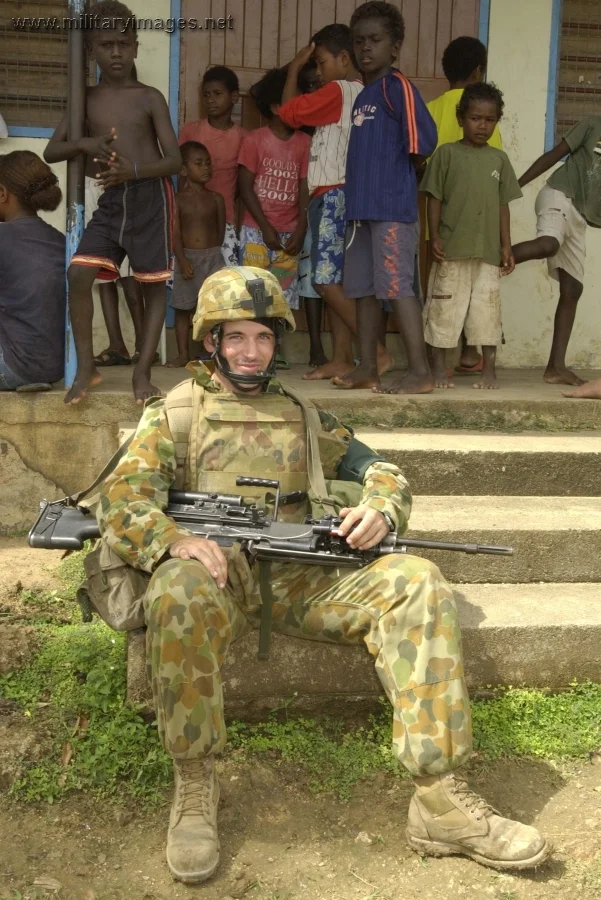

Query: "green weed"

xmin=472 ymin=683 xmax=601 ymax=759
xmin=2 ymin=621 xmax=601 ymax=806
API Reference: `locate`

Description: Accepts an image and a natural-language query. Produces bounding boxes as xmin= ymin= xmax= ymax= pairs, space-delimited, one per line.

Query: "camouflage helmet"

xmin=192 ymin=265 xmax=296 ymax=341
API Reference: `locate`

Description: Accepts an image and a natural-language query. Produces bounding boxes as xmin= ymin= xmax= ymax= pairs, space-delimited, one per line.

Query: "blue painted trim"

xmin=545 ymin=0 xmax=563 ymax=151
xmin=169 ymin=0 xmax=182 ymax=134
xmin=7 ymin=126 xmax=54 ymax=138
xmin=478 ymin=0 xmax=491 ymax=45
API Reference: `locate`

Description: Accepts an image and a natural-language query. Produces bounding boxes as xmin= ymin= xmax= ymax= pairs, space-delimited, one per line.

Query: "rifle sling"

xmin=258 ymin=560 xmax=274 ymax=661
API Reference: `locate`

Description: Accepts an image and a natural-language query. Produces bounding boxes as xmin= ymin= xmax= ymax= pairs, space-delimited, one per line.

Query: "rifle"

xmin=29 ymin=476 xmax=513 ymax=657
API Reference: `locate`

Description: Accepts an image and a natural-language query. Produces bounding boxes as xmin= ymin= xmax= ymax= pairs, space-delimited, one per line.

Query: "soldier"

xmin=98 ymin=266 xmax=550 ymax=884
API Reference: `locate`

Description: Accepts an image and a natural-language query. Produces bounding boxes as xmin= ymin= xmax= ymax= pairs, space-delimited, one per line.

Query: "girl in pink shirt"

xmin=178 ymin=66 xmax=244 ymax=266
xmin=238 ymin=68 xmax=310 ymax=310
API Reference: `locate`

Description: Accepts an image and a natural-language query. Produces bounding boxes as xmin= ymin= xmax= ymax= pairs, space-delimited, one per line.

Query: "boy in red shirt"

xmin=178 ymin=66 xmax=244 ymax=267
xmin=238 ymin=68 xmax=310 ymax=310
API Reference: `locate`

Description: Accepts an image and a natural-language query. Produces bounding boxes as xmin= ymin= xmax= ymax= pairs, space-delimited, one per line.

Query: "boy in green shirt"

xmin=513 ymin=116 xmax=601 ymax=389
xmin=420 ymin=83 xmax=522 ymax=389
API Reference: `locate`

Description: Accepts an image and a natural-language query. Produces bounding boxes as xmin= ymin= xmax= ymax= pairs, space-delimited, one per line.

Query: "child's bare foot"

xmin=332 ymin=364 xmax=380 ymax=390
xmin=308 ymin=351 xmax=329 ymax=369
xmin=303 ymin=360 xmax=354 ymax=381
xmin=544 ymin=366 xmax=585 ymax=386
xmin=377 ymin=349 xmax=395 ymax=376
xmin=378 ymin=372 xmax=435 ymax=395
xmin=435 ymin=373 xmax=454 ymax=388
xmin=458 ymin=346 xmax=482 ymax=369
xmin=473 ymin=373 xmax=499 ymax=390
xmin=165 ymin=354 xmax=190 ymax=369
xmin=64 ymin=367 xmax=102 ymax=405
xmin=563 ymin=377 xmax=601 ymax=399
xmin=133 ymin=370 xmax=162 ymax=405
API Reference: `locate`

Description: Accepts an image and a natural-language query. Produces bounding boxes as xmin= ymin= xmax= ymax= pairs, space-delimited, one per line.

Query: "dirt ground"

xmin=1 ymin=540 xmax=601 ymax=900
xmin=0 ymin=756 xmax=600 ymax=900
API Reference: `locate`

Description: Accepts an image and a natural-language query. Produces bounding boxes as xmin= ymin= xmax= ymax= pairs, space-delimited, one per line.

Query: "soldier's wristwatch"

xmin=381 ymin=512 xmax=395 ymax=533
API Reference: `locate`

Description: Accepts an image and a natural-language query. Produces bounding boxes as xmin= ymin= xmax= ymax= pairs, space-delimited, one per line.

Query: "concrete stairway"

xmin=126 ymin=427 xmax=601 ymax=709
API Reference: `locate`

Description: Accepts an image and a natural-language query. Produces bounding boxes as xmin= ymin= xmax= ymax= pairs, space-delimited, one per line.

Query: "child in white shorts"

xmin=420 ymin=83 xmax=522 ymax=389
xmin=512 ymin=115 xmax=601 ymax=387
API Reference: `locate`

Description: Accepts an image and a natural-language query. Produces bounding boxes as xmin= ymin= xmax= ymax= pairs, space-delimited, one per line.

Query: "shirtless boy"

xmin=44 ymin=1 xmax=182 ymax=405
xmin=167 ymin=142 xmax=225 ymax=367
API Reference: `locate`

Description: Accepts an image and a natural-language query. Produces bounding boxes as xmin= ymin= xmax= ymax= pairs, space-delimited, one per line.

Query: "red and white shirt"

xmin=279 ymin=79 xmax=364 ymax=196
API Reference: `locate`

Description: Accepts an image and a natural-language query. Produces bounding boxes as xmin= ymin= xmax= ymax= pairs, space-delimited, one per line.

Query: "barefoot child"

xmin=167 ymin=142 xmax=224 ymax=367
xmin=427 ymin=36 xmax=503 ymax=377
xmin=420 ymin=83 xmax=521 ymax=390
xmin=335 ymin=1 xmax=437 ymax=394
xmin=512 ymin=115 xmax=601 ymax=387
xmin=85 ymin=175 xmax=145 ymax=367
xmin=44 ymin=1 xmax=182 ymax=405
xmin=178 ymin=66 xmax=244 ymax=267
xmin=238 ymin=68 xmax=310 ymax=313
xmin=280 ymin=25 xmax=364 ymax=381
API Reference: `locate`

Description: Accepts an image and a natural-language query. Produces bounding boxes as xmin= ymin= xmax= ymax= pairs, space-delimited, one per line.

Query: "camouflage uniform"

xmin=98 ymin=269 xmax=473 ymax=780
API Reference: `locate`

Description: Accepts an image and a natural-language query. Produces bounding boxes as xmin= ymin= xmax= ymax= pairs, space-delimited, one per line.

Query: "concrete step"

xmin=127 ymin=581 xmax=601 ymax=712
xmin=357 ymin=428 xmax=601 ymax=496
xmin=406 ymin=496 xmax=601 ymax=583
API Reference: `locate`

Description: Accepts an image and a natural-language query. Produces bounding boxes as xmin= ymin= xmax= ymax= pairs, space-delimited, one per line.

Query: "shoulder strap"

xmin=279 ymin=384 xmax=337 ymax=513
xmin=69 ymin=432 xmax=136 ymax=507
xmin=164 ymin=377 xmax=199 ymax=488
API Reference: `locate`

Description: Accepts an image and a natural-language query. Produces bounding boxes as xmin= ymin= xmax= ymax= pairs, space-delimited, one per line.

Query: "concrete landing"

xmin=362 ymin=429 xmax=601 ymax=496
xmin=125 ymin=582 xmax=601 ymax=712
xmin=6 ymin=365 xmax=601 ymax=431
xmin=407 ymin=496 xmax=601 ymax=583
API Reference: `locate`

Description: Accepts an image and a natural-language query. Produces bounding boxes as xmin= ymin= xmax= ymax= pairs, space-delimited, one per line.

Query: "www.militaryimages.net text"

xmin=12 ymin=15 xmax=235 ymax=33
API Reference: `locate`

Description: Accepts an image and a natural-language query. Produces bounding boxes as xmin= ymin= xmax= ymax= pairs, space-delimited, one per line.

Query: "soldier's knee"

xmin=377 ymin=552 xmax=445 ymax=583
xmin=145 ymin=557 xmax=224 ymax=628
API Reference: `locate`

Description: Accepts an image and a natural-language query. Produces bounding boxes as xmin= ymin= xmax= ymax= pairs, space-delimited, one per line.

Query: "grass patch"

xmin=1 ymin=623 xmax=600 ymax=805
xmin=0 ymin=623 xmax=170 ymax=805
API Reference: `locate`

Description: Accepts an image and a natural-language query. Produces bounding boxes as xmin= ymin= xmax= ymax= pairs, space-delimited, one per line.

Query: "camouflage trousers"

xmin=143 ymin=552 xmax=473 ymax=777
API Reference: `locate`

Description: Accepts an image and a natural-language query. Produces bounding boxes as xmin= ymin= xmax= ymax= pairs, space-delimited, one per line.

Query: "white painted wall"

xmin=488 ymin=0 xmax=601 ymax=369
xmin=2 ymin=0 xmax=173 ymax=358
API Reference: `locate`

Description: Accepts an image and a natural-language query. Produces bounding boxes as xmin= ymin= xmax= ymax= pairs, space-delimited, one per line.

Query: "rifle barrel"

xmin=393 ymin=537 xmax=513 ymax=556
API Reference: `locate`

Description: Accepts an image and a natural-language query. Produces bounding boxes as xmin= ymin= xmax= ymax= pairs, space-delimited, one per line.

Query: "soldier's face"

xmin=204 ymin=320 xmax=277 ymax=391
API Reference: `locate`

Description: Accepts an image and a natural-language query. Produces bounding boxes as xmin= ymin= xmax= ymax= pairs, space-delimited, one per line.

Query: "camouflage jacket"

xmin=98 ymin=364 xmax=413 ymax=573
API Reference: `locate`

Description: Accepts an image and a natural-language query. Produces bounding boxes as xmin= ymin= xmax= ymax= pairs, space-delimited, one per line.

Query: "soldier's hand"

xmin=336 ymin=505 xmax=390 ymax=551
xmin=168 ymin=537 xmax=228 ymax=589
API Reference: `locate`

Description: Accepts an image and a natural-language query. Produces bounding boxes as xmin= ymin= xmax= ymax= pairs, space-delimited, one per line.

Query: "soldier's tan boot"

xmin=407 ymin=773 xmax=551 ymax=871
xmin=166 ymin=756 xmax=220 ymax=883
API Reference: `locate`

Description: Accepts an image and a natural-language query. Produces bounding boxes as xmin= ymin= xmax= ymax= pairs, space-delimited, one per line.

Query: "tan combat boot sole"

xmin=406 ymin=831 xmax=553 ymax=871
xmin=168 ymin=847 xmax=221 ymax=885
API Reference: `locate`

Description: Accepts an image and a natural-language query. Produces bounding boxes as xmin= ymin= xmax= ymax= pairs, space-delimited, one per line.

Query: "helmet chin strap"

xmin=210 ymin=322 xmax=282 ymax=392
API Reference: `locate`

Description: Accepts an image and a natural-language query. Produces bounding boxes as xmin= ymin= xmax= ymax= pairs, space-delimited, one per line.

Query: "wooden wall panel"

xmin=260 ymin=0 xmax=280 ymax=68
xmin=434 ymin=0 xmax=453 ymax=78
xmin=311 ymin=0 xmax=337 ymax=35
xmin=225 ymin=0 xmax=244 ymax=67
xmin=210 ymin=0 xmax=227 ymax=64
xmin=181 ymin=0 xmax=212 ymax=124
xmin=296 ymin=0 xmax=311 ymax=49
xmin=400 ymin=0 xmax=419 ymax=76
xmin=418 ymin=0 xmax=438 ymax=77
xmin=451 ymin=0 xmax=479 ymax=38
xmin=279 ymin=0 xmax=298 ymax=62
xmin=242 ymin=0 xmax=262 ymax=67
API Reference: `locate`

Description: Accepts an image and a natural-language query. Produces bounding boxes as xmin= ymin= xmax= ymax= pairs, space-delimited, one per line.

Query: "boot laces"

xmin=177 ymin=758 xmax=214 ymax=819
xmin=448 ymin=776 xmax=494 ymax=820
